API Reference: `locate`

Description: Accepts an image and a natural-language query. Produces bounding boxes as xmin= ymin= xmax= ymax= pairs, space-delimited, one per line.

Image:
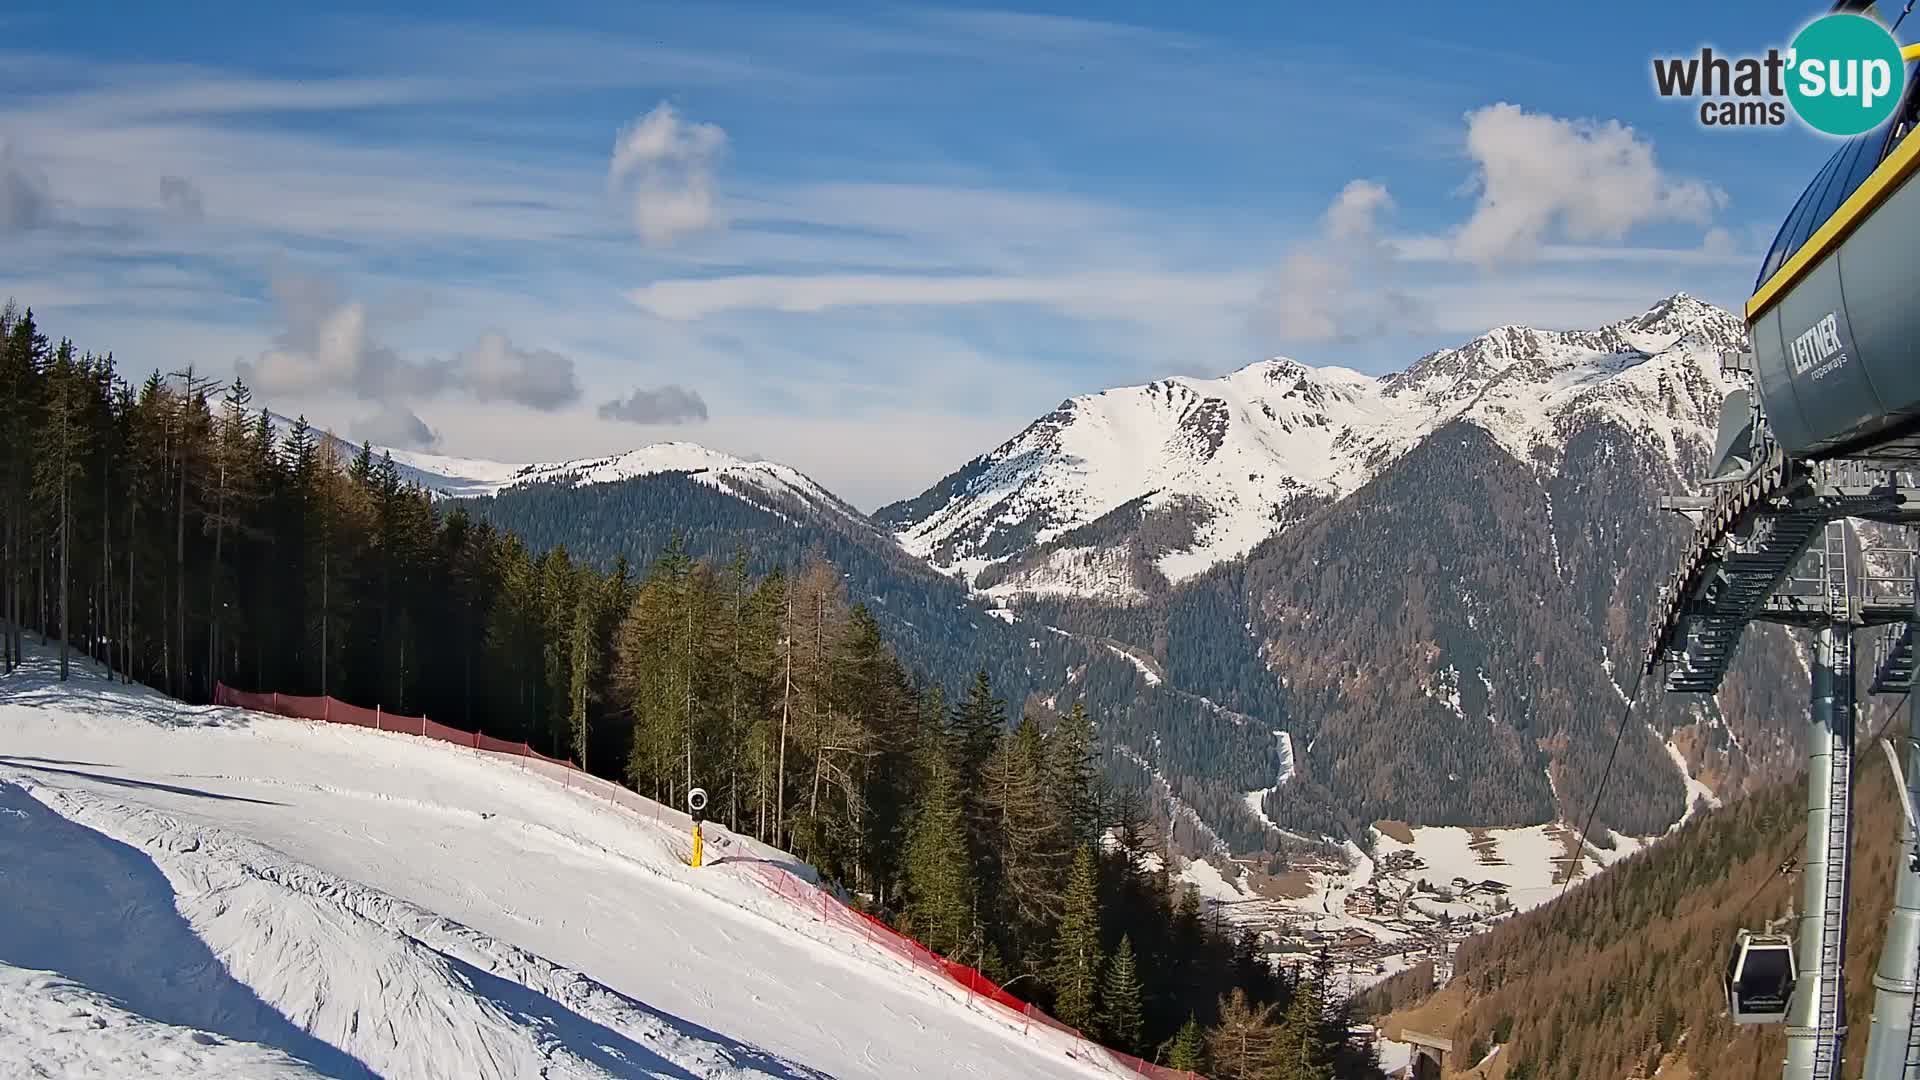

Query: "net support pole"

xmin=1784 ymin=623 xmax=1856 ymax=1080
xmin=1864 ymin=564 xmax=1920 ymax=1077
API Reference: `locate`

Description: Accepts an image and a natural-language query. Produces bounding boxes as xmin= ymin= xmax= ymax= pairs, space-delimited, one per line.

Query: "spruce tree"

xmin=1050 ymin=844 xmax=1103 ymax=1031
xmin=32 ymin=341 xmax=86 ymax=680
xmin=1276 ymin=977 xmax=1334 ymax=1080
xmin=902 ymin=752 xmax=976 ymax=958
xmin=1047 ymin=699 xmax=1100 ymax=847
xmin=1100 ymin=933 xmax=1144 ymax=1054
xmin=1167 ymin=1014 xmax=1207 ymax=1072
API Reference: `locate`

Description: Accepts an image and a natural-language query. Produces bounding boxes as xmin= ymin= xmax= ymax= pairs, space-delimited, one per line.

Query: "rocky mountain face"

xmin=337 ymin=292 xmax=1819 ymax=854
xmin=878 ymin=295 xmax=1753 ymax=606
xmin=895 ymin=293 xmax=1809 ymax=842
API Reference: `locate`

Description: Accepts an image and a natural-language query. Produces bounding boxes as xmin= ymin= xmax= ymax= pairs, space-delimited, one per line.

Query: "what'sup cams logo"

xmin=1653 ymin=12 xmax=1911 ymax=135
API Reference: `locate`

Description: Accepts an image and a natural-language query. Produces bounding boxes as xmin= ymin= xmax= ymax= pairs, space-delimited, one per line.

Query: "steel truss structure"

xmin=1647 ymin=353 xmax=1920 ymax=1080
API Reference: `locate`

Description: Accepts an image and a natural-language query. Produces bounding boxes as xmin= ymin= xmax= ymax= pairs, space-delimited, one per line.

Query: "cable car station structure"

xmin=1646 ymin=7 xmax=1920 ymax=1074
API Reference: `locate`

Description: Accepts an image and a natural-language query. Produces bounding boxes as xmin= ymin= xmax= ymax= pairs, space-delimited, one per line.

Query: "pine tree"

xmin=1048 ymin=699 xmax=1100 ymax=847
xmin=1168 ymin=1014 xmax=1207 ymax=1072
xmin=1100 ymin=933 xmax=1144 ymax=1054
xmin=1275 ymin=977 xmax=1334 ymax=1080
xmin=902 ymin=748 xmax=976 ymax=959
xmin=32 ymin=341 xmax=87 ymax=680
xmin=1051 ymin=844 xmax=1103 ymax=1031
xmin=567 ymin=580 xmax=598 ymax=767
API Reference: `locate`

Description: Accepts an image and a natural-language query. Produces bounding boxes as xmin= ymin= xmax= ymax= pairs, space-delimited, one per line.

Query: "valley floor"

xmin=0 ymin=644 xmax=1118 ymax=1080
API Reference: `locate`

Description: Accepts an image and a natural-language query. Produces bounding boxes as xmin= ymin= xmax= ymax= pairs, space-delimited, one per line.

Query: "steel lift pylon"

xmin=1650 ymin=355 xmax=1920 ymax=1080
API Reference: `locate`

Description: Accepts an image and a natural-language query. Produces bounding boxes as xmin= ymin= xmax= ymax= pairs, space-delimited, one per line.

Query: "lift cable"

xmin=1558 ymin=659 xmax=1651 ymax=904
xmin=1895 ymin=0 xmax=1917 ymax=33
xmin=1733 ymin=688 xmax=1911 ymax=918
xmin=1562 ymin=651 xmax=1909 ymax=908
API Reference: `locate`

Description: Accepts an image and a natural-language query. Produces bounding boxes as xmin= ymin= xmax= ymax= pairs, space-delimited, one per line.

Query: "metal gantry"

xmin=1648 ymin=354 xmax=1920 ymax=1080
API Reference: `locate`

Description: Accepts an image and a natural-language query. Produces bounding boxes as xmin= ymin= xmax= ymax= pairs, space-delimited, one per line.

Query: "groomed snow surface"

xmin=0 ymin=645 xmax=1120 ymax=1080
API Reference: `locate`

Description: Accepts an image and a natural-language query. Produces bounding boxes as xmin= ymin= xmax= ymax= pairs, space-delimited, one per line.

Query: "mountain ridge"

xmin=877 ymin=291 xmax=1745 ymax=605
xmin=285 ymin=291 xmax=1779 ymax=851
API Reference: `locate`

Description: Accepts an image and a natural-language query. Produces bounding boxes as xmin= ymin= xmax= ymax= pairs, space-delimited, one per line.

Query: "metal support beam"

xmin=1864 ymin=540 xmax=1920 ymax=1076
xmin=1785 ymin=622 xmax=1856 ymax=1080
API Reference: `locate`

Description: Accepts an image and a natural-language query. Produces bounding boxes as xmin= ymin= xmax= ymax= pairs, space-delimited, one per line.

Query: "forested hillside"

xmin=1357 ymin=691 xmax=1912 ymax=1079
xmin=457 ymin=471 xmax=1306 ymax=859
xmin=0 ymin=301 xmax=1382 ymax=1077
xmin=1015 ymin=320 xmax=1807 ymax=841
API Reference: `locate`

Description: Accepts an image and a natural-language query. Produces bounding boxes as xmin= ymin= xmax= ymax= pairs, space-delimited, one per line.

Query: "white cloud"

xmin=627 ymin=270 xmax=1256 ymax=320
xmin=236 ymin=273 xmax=585 ymax=421
xmin=457 ymin=331 xmax=581 ymax=411
xmin=1253 ymin=179 xmax=1428 ymax=345
xmin=158 ymin=175 xmax=204 ymax=221
xmin=354 ymin=403 xmax=440 ymax=450
xmin=237 ymin=272 xmax=449 ymax=402
xmin=1324 ymin=179 xmax=1392 ymax=246
xmin=0 ymin=138 xmax=52 ymax=235
xmin=609 ymin=103 xmax=727 ymax=246
xmin=598 ymin=384 xmax=709 ymax=425
xmin=1453 ymin=103 xmax=1726 ymax=265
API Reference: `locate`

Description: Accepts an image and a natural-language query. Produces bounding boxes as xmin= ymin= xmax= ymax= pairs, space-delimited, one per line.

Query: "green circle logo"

xmin=1786 ymin=13 xmax=1907 ymax=136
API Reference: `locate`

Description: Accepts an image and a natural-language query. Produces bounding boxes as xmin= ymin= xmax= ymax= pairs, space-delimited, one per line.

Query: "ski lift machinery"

xmin=1644 ymin=1 xmax=1920 ymax=1076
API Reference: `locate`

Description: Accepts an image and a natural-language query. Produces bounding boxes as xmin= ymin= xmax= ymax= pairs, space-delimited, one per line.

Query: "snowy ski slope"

xmin=0 ymin=646 xmax=1119 ymax=1080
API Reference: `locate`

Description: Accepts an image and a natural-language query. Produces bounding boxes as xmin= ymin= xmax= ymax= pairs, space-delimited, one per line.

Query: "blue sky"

xmin=0 ymin=1 xmax=1862 ymax=507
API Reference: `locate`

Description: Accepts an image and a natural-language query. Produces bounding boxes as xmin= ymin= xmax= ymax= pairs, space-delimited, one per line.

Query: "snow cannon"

xmin=687 ymin=788 xmax=707 ymax=868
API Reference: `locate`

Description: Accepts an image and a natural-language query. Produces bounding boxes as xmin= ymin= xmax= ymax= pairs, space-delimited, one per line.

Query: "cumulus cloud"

xmin=1 ymin=139 xmax=52 ymax=236
xmin=608 ymin=102 xmax=727 ymax=246
xmin=1253 ymin=179 xmax=1428 ymax=345
xmin=1453 ymin=103 xmax=1726 ymax=265
xmin=598 ymin=384 xmax=709 ymax=425
xmin=238 ymin=272 xmax=588 ymax=434
xmin=237 ymin=272 xmax=450 ymax=401
xmin=354 ymin=404 xmax=440 ymax=450
xmin=158 ymin=175 xmax=205 ymax=221
xmin=456 ymin=331 xmax=581 ymax=411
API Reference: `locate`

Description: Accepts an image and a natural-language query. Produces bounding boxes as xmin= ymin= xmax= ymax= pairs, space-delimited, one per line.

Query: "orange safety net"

xmin=211 ymin=681 xmax=1204 ymax=1080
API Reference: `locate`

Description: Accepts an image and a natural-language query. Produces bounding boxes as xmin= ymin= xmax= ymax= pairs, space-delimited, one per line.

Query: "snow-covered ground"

xmin=1661 ymin=732 xmax=1722 ymax=832
xmin=1368 ymin=823 xmax=1622 ymax=915
xmin=1239 ymin=732 xmax=1296 ymax=835
xmin=0 ymin=646 xmax=1118 ymax=1080
xmin=1102 ymin=644 xmax=1161 ymax=687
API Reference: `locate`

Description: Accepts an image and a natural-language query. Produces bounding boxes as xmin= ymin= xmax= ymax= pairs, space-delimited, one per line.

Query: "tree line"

xmin=0 ymin=304 xmax=1382 ymax=1078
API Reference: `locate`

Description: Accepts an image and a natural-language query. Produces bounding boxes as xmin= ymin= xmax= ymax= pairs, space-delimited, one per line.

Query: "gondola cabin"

xmin=1725 ymin=929 xmax=1797 ymax=1024
xmin=1747 ymin=39 xmax=1920 ymax=461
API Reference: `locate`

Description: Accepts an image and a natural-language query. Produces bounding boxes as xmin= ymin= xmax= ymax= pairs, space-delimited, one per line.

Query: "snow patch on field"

xmin=1369 ymin=823 xmax=1600 ymax=914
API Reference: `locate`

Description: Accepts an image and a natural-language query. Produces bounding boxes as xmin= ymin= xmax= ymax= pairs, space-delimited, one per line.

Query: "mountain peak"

xmin=1622 ymin=291 xmax=1746 ymax=350
xmin=885 ymin=293 xmax=1746 ymax=599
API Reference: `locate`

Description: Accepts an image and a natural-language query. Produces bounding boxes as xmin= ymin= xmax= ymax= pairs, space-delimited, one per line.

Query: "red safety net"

xmin=738 ymin=859 xmax=1204 ymax=1079
xmin=213 ymin=683 xmax=572 ymax=766
xmin=211 ymin=681 xmax=1204 ymax=1080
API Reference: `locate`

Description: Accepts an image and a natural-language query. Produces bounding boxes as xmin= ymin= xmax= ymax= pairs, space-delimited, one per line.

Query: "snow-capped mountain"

xmin=878 ymin=293 xmax=1745 ymax=601
xmin=265 ymin=413 xmax=861 ymax=526
xmin=397 ymin=443 xmax=863 ymax=524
